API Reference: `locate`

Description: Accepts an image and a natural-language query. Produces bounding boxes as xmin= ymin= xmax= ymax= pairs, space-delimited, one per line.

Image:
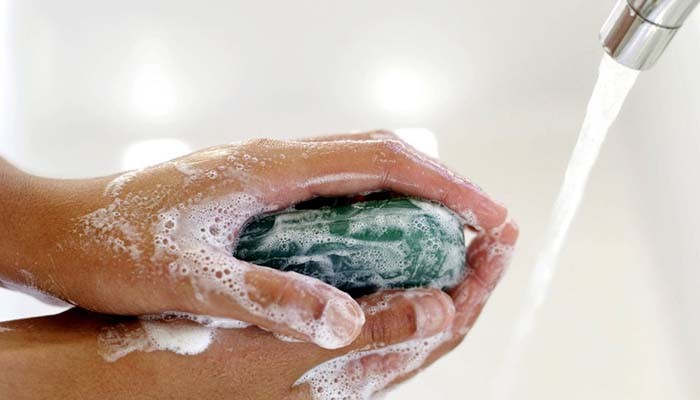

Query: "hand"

xmin=0 ymin=287 xmax=455 ymax=400
xmin=0 ymin=131 xmax=507 ymax=349
xmin=290 ymin=219 xmax=518 ymax=399
xmin=0 ymin=219 xmax=516 ymax=400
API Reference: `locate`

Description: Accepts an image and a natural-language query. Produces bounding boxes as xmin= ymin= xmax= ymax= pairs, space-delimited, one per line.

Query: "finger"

xmin=287 ymin=288 xmax=455 ymax=398
xmin=348 ymin=219 xmax=519 ymax=395
xmin=298 ymin=130 xmax=446 ymax=176
xmin=246 ymin=139 xmax=506 ymax=230
xmin=288 ymin=219 xmax=517 ymax=398
xmin=448 ymin=218 xmax=519 ymax=336
xmin=346 ymin=288 xmax=454 ymax=353
xmin=289 ymin=288 xmax=455 ymax=363
xmin=170 ymin=253 xmax=364 ymax=350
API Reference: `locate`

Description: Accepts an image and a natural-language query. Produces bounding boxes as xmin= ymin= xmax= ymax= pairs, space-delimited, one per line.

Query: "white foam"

xmin=296 ymin=331 xmax=451 ymax=400
xmin=142 ymin=320 xmax=215 ymax=356
xmin=79 ymin=173 xmax=172 ymax=262
xmin=98 ymin=320 xmax=215 ymax=362
xmin=0 ymin=327 xmax=12 ymax=333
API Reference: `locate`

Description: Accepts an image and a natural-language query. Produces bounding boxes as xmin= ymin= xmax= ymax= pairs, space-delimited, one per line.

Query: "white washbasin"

xmin=1 ymin=1 xmax=697 ymax=398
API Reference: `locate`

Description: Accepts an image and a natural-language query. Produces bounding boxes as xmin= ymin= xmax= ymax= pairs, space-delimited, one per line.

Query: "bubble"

xmin=295 ymin=332 xmax=451 ymax=400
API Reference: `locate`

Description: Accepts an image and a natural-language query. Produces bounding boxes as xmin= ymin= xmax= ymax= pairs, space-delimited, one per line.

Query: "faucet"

xmin=600 ymin=0 xmax=700 ymax=70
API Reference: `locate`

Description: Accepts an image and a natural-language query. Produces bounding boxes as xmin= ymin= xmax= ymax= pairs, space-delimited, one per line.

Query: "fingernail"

xmin=316 ymin=296 xmax=365 ymax=349
xmin=411 ymin=291 xmax=455 ymax=337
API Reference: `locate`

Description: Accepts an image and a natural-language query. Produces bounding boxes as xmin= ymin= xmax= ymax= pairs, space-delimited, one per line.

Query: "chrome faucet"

xmin=600 ymin=0 xmax=700 ymax=70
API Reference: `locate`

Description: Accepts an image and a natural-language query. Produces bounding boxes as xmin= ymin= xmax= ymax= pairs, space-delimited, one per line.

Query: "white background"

xmin=1 ymin=1 xmax=699 ymax=399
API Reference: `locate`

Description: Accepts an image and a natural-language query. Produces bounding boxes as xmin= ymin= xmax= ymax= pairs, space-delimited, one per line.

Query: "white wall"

xmin=1 ymin=1 xmax=697 ymax=399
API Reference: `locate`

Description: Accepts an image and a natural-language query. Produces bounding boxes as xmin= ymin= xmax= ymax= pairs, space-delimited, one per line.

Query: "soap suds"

xmin=0 ymin=327 xmax=13 ymax=333
xmin=98 ymin=320 xmax=215 ymax=362
xmin=295 ymin=331 xmax=451 ymax=400
xmin=78 ymin=169 xmax=171 ymax=262
xmin=142 ymin=320 xmax=215 ymax=356
xmin=98 ymin=311 xmax=258 ymax=362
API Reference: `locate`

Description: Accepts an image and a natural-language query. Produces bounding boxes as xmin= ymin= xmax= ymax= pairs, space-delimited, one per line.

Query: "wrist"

xmin=0 ymin=161 xmax=45 ymax=280
xmin=0 ymin=159 xmax=101 ymax=294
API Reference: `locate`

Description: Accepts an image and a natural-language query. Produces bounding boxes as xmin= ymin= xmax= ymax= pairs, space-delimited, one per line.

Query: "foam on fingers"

xmin=153 ymin=192 xmax=364 ymax=349
xmin=295 ymin=331 xmax=452 ymax=400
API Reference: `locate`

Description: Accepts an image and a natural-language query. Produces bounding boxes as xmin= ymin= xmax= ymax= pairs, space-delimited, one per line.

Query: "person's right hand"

xmin=0 ymin=131 xmax=507 ymax=349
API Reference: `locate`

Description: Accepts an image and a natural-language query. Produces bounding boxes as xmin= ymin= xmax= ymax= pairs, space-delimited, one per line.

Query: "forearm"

xmin=0 ymin=310 xmax=302 ymax=400
xmin=0 ymin=312 xmax=152 ymax=400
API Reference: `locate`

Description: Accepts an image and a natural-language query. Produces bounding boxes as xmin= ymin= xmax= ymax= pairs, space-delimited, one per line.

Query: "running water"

xmin=493 ymin=54 xmax=639 ymax=399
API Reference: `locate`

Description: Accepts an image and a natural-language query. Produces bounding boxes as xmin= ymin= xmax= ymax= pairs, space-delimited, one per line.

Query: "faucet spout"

xmin=600 ymin=0 xmax=700 ymax=70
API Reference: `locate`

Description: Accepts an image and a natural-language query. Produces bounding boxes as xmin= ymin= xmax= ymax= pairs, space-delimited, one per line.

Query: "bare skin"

xmin=0 ymin=131 xmax=508 ymax=349
xmin=0 ymin=220 xmax=518 ymax=400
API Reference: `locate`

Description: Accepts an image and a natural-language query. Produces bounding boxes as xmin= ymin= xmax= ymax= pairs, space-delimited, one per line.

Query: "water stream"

xmin=494 ymin=54 xmax=640 ymax=399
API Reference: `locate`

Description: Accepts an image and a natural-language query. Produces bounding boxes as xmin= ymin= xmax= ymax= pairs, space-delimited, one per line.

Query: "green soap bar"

xmin=234 ymin=198 xmax=466 ymax=295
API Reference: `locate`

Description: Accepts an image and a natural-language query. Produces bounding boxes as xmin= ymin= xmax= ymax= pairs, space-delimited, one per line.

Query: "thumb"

xmin=287 ymin=288 xmax=455 ymax=399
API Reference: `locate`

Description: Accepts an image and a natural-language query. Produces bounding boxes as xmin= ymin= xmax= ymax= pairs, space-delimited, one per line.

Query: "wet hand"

xmin=0 ymin=131 xmax=507 ymax=349
xmin=289 ymin=219 xmax=519 ymax=399
xmin=0 ymin=287 xmax=454 ymax=400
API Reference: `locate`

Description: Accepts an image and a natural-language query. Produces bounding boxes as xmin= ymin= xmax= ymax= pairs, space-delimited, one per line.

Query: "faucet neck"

xmin=628 ymin=0 xmax=700 ymax=29
xmin=599 ymin=0 xmax=699 ymax=70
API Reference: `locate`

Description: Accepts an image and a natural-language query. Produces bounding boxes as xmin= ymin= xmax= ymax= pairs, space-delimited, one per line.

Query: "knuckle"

xmin=368 ymin=317 xmax=393 ymax=344
xmin=369 ymin=303 xmax=418 ymax=345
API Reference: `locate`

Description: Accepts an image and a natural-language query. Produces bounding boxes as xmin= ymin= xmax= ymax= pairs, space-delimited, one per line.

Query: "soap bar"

xmin=234 ymin=198 xmax=466 ymax=295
